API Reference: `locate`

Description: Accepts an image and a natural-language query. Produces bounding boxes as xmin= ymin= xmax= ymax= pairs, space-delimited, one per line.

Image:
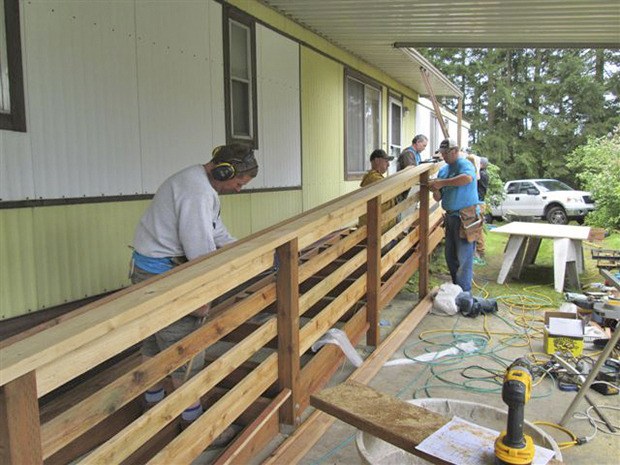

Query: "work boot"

xmin=143 ymin=388 xmax=165 ymax=412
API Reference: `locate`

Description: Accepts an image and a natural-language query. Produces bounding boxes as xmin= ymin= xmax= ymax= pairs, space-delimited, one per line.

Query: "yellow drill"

xmin=494 ymin=358 xmax=535 ymax=465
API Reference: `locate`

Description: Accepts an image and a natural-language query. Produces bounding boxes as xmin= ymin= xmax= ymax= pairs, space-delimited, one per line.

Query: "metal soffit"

xmin=260 ymin=0 xmax=620 ymax=97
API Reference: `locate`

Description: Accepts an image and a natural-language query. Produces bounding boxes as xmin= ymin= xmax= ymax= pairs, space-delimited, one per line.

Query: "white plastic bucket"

xmin=356 ymin=398 xmax=563 ymax=465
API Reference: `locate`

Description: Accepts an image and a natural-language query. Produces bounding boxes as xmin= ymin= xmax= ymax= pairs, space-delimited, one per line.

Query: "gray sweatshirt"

xmin=133 ymin=165 xmax=235 ymax=261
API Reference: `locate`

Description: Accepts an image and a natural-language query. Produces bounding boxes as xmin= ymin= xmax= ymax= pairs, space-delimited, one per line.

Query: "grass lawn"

xmin=424 ymin=221 xmax=620 ymax=308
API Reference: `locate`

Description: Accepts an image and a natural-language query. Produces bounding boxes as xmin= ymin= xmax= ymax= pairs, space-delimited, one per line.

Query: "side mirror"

xmin=526 ymin=188 xmax=539 ymax=195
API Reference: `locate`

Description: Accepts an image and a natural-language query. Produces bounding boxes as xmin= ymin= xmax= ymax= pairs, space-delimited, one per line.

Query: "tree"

xmin=419 ymin=47 xmax=620 ymax=189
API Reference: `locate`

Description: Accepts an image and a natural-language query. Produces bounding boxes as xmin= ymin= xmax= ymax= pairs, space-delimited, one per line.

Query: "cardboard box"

xmin=543 ymin=311 xmax=585 ymax=356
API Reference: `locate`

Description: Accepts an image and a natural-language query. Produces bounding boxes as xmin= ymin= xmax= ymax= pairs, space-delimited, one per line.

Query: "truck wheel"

xmin=546 ymin=206 xmax=568 ymax=225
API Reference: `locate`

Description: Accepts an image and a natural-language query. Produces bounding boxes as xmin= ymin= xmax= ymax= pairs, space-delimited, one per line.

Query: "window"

xmin=518 ymin=182 xmax=535 ymax=194
xmin=345 ymin=70 xmax=381 ymax=178
xmin=506 ymin=183 xmax=519 ymax=194
xmin=0 ymin=0 xmax=25 ymax=132
xmin=223 ymin=7 xmax=257 ymax=147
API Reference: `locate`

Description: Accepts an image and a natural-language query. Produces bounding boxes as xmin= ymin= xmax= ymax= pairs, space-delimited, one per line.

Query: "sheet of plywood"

xmin=490 ymin=222 xmax=590 ymax=240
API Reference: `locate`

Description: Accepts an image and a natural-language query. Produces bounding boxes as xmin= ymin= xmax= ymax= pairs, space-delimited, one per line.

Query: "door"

xmin=388 ymin=98 xmax=402 ymax=174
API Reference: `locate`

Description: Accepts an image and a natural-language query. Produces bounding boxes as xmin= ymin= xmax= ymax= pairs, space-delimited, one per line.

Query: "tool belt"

xmin=458 ymin=204 xmax=484 ymax=243
xmin=171 ymin=255 xmax=189 ymax=266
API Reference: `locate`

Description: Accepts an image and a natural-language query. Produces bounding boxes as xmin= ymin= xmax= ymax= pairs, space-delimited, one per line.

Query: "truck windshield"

xmin=536 ymin=180 xmax=573 ymax=192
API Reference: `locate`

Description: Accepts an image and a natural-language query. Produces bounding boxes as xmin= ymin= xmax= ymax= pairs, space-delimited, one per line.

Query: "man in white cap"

xmin=427 ymin=139 xmax=480 ymax=292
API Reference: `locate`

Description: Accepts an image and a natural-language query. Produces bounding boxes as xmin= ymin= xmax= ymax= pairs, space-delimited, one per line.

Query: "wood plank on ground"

xmin=310 ymin=381 xmax=447 ymax=463
xmin=311 ymin=380 xmax=564 ymax=465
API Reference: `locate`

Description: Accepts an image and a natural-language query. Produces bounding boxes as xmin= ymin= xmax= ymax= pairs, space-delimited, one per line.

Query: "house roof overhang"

xmin=260 ymin=0 xmax=620 ymax=98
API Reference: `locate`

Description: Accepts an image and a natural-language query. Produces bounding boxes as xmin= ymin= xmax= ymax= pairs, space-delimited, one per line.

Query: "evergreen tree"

xmin=419 ymin=47 xmax=620 ymax=188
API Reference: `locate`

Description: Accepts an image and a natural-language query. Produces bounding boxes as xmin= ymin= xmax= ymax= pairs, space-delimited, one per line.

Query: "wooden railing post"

xmin=276 ymin=239 xmax=301 ymax=426
xmin=0 ymin=372 xmax=42 ymax=465
xmin=366 ymin=196 xmax=381 ymax=346
xmin=418 ymin=172 xmax=430 ymax=298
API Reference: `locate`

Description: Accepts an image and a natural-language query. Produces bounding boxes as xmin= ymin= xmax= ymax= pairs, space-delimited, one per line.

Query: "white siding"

xmin=0 ymin=130 xmax=34 ymax=200
xmin=415 ymin=98 xmax=470 ymax=156
xmin=135 ymin=0 xmax=223 ymax=193
xmin=0 ymin=1 xmax=301 ymax=201
xmin=255 ymin=25 xmax=301 ymax=188
xmin=25 ymin=1 xmax=141 ymax=198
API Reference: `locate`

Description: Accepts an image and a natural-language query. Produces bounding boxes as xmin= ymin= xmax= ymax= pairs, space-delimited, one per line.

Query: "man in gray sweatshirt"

xmin=131 ymin=143 xmax=258 ymax=434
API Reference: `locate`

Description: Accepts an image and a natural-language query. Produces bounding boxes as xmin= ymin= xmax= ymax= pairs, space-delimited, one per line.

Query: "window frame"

xmin=0 ymin=0 xmax=26 ymax=132
xmin=344 ymin=69 xmax=383 ymax=180
xmin=223 ymin=5 xmax=258 ymax=148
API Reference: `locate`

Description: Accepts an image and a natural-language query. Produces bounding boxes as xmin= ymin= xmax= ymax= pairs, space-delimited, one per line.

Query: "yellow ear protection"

xmin=211 ymin=145 xmax=256 ymax=181
xmin=211 ymin=161 xmax=236 ymax=181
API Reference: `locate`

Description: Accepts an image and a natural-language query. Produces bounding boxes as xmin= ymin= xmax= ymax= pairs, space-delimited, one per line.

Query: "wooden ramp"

xmin=0 ymin=163 xmax=444 ymax=465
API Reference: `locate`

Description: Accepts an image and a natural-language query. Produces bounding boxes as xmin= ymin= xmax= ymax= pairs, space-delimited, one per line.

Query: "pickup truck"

xmin=489 ymin=179 xmax=595 ymax=225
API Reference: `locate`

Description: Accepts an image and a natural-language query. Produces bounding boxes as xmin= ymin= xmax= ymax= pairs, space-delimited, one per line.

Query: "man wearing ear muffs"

xmin=129 ymin=143 xmax=258 ymax=436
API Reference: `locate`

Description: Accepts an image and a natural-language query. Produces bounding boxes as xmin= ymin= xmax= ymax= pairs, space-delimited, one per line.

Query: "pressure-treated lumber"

xmin=276 ymin=239 xmax=301 ymax=426
xmin=213 ymin=389 xmax=290 ymax=465
xmin=264 ymin=292 xmax=434 ymax=464
xmin=0 ymin=372 xmax=42 ymax=465
xmin=85 ymin=320 xmax=278 ymax=464
xmin=298 ymin=307 xmax=368 ymax=413
xmin=418 ymin=171 xmax=431 ymax=298
xmin=40 ymin=285 xmax=277 ymax=458
xmin=299 ymin=247 xmax=366 ymax=314
xmin=311 ymin=381 xmax=448 ymax=462
xmin=298 ymin=227 xmax=366 ymax=284
xmin=147 ymin=355 xmax=278 ymax=464
xmin=366 ymin=196 xmax=382 ymax=346
xmin=299 ymin=274 xmax=367 ymax=354
xmin=0 ymin=161 xmax=442 ymax=465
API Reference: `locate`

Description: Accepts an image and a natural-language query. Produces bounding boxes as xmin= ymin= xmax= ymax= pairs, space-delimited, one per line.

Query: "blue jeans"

xmin=444 ymin=214 xmax=475 ymax=292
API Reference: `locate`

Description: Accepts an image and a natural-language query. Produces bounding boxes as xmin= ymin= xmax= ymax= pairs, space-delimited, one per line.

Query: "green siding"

xmin=219 ymin=191 xmax=304 ymax=238
xmin=1 ymin=209 xmax=37 ymax=319
xmin=249 ymin=191 xmax=303 ymax=232
xmin=32 ymin=203 xmax=147 ymax=308
xmin=301 ymin=48 xmax=345 ymax=210
xmin=0 ymin=202 xmax=148 ymax=318
xmin=403 ymin=96 xmax=417 ymax=146
xmin=1 ymin=191 xmax=305 ymax=318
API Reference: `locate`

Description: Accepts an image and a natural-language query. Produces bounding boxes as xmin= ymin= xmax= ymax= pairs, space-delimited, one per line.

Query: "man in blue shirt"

xmin=398 ymin=134 xmax=428 ymax=170
xmin=428 ymin=139 xmax=479 ymax=292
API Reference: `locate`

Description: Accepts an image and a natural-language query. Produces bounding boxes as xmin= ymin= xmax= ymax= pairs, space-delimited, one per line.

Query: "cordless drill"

xmin=494 ymin=358 xmax=535 ymax=465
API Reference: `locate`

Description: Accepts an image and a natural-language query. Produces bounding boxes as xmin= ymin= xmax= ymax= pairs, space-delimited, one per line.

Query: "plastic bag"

xmin=311 ymin=328 xmax=363 ymax=367
xmin=431 ymin=283 xmax=462 ymax=316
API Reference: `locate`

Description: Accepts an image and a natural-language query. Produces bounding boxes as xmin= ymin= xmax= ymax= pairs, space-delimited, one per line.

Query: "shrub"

xmin=566 ymin=128 xmax=620 ymax=230
xmin=485 ymin=162 xmax=505 ymax=208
